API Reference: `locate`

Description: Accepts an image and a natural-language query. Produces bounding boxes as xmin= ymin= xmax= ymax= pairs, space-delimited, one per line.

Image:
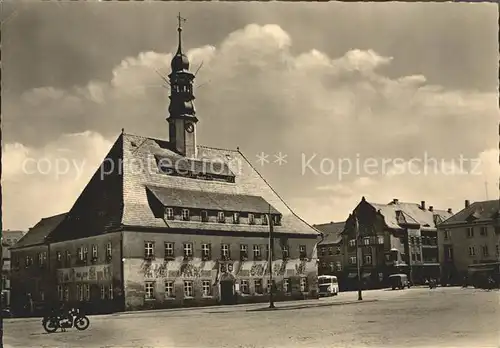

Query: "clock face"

xmin=185 ymin=122 xmax=194 ymax=133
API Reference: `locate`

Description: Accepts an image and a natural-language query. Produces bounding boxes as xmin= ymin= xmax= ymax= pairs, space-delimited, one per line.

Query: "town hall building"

xmin=12 ymin=16 xmax=320 ymax=314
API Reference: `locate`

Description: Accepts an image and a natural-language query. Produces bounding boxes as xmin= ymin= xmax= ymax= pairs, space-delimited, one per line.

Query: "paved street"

xmin=4 ymin=287 xmax=499 ymax=348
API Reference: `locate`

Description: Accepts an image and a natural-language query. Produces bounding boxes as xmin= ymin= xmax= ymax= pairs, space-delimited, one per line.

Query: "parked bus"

xmin=317 ymin=275 xmax=339 ymax=297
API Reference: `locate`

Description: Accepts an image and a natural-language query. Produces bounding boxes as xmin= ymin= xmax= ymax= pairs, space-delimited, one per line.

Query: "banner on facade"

xmin=57 ymin=264 xmax=112 ymax=283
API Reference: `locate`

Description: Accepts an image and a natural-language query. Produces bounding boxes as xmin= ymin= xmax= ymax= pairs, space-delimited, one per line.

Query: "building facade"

xmin=341 ymin=197 xmax=452 ymax=289
xmin=438 ymin=199 xmax=500 ymax=285
xmin=314 ymin=222 xmax=344 ymax=282
xmin=1 ymin=230 xmax=25 ymax=308
xmin=9 ymin=214 xmax=66 ymax=316
xmin=13 ymin=18 xmax=320 ymax=314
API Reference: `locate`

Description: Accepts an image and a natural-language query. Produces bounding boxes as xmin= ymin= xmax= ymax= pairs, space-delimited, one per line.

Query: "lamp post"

xmin=354 ymin=212 xmax=363 ymax=301
xmin=268 ymin=205 xmax=275 ymax=309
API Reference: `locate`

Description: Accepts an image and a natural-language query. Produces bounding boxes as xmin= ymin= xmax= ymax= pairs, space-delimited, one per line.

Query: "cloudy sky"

xmin=2 ymin=2 xmax=499 ymax=230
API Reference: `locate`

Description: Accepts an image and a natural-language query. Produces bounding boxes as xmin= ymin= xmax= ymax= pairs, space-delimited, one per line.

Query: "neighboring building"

xmin=341 ymin=197 xmax=452 ymax=290
xmin=438 ymin=199 xmax=500 ymax=285
xmin=9 ymin=214 xmax=66 ymax=316
xmin=314 ymin=222 xmax=345 ymax=278
xmin=1 ymin=230 xmax=25 ymax=308
xmin=26 ymin=18 xmax=320 ymax=314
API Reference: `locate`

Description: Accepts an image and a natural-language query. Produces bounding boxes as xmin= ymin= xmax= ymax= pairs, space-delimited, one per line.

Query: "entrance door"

xmin=220 ymin=280 xmax=234 ymax=305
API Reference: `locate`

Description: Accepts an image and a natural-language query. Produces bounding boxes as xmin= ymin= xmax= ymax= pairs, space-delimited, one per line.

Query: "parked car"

xmin=389 ymin=273 xmax=410 ymax=290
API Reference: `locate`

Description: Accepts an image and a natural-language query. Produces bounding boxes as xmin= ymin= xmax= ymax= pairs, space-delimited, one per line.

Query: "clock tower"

xmin=167 ymin=13 xmax=198 ymax=158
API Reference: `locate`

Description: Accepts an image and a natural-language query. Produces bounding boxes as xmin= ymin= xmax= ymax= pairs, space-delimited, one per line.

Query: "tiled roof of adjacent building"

xmin=365 ymin=199 xmax=453 ymax=231
xmin=12 ymin=213 xmax=67 ymax=249
xmin=1 ymin=230 xmax=25 ymax=247
xmin=439 ymin=200 xmax=500 ymax=226
xmin=314 ymin=222 xmax=345 ymax=245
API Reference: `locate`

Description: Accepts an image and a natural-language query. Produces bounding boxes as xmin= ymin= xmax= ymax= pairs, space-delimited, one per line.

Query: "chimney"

xmin=428 ymin=206 xmax=434 ymax=212
xmin=465 ymin=200 xmax=470 ymax=208
xmin=447 ymin=208 xmax=452 ymax=214
xmin=392 ymin=198 xmax=399 ymax=204
xmin=421 ymin=201 xmax=426 ymax=210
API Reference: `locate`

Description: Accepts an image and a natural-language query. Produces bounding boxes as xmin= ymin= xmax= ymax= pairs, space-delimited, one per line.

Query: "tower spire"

xmin=176 ymin=12 xmax=186 ymax=55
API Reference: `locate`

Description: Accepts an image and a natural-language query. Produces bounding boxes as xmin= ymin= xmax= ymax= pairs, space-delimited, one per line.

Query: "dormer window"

xmin=262 ymin=214 xmax=268 ymax=225
xmin=233 ymin=212 xmax=240 ymax=224
xmin=166 ymin=208 xmax=174 ymax=220
xmin=218 ymin=212 xmax=225 ymax=223
xmin=182 ymin=209 xmax=190 ymax=221
xmin=201 ymin=210 xmax=208 ymax=222
xmin=248 ymin=213 xmax=255 ymax=225
xmin=273 ymin=215 xmax=281 ymax=226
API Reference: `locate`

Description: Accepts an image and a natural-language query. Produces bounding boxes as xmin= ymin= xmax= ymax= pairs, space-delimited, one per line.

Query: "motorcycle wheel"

xmin=43 ymin=319 xmax=59 ymax=333
xmin=75 ymin=316 xmax=90 ymax=331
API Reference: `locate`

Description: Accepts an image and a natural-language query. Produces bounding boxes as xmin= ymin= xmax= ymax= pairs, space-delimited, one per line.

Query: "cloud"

xmin=2 ymin=23 xmax=497 ymax=229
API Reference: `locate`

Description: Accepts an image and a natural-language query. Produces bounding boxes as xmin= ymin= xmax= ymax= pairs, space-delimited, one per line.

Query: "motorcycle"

xmin=42 ymin=308 xmax=90 ymax=333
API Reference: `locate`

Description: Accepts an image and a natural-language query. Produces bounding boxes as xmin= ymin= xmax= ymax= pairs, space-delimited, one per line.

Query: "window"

xmin=468 ymin=246 xmax=476 ymax=256
xmin=349 ymin=256 xmax=357 ymax=264
xmin=480 ymin=227 xmax=488 ymax=236
xmin=182 ymin=209 xmax=190 ymax=221
xmin=78 ymin=248 xmax=84 ymax=261
xmin=38 ymin=252 xmax=46 ymax=266
xmin=482 ymin=245 xmax=489 ymax=257
xmin=336 ymin=247 xmax=341 ymax=255
xmin=262 ymin=214 xmax=268 ymax=225
xmin=58 ymin=285 xmax=63 ymax=301
xmin=363 ymin=238 xmax=370 ymax=246
xmin=184 ymin=281 xmax=194 ymax=297
xmin=328 ymin=247 xmax=333 ymax=255
xmin=92 ymin=245 xmax=98 ymax=259
xmin=77 ymin=285 xmax=84 ymax=301
xmin=329 ymin=262 xmax=335 ymax=271
xmin=283 ymin=278 xmax=291 ymax=293
xmin=411 ymin=253 xmax=416 ymax=261
xmin=100 ymin=285 xmax=105 ymax=300
xmin=84 ymin=284 xmax=90 ymax=301
xmin=253 ymin=245 xmax=261 ymax=260
xmin=183 ymin=243 xmax=193 ymax=258
xmin=218 ymin=212 xmax=225 ymax=223
xmin=240 ymin=244 xmax=248 ymax=260
xmin=320 ymin=247 xmax=326 ymax=256
xmin=444 ymin=230 xmax=450 ymax=240
xmin=282 ymin=244 xmax=289 ymax=259
xmin=233 ymin=212 xmax=240 ymax=224
xmin=221 ymin=244 xmax=230 ymax=259
xmin=83 ymin=247 xmax=88 ymax=261
xmin=321 ymin=262 xmax=327 ymax=269
xmin=416 ymin=253 xmax=421 ymax=262
xmin=201 ymin=210 xmax=208 ymax=222
xmin=496 ymin=244 xmax=499 ymax=255
xmin=446 ymin=247 xmax=454 ymax=260
xmin=349 ymin=239 xmax=356 ymax=247
xmin=65 ymin=251 xmax=71 ymax=266
xmin=63 ymin=286 xmax=69 ymax=302
xmin=254 ymin=279 xmax=263 ymax=294
xmin=145 ymin=281 xmax=155 ymax=300
xmin=56 ymin=251 xmax=62 ymax=263
xmin=240 ymin=280 xmax=249 ymax=294
xmin=166 ymin=207 xmax=174 ymax=220
xmin=165 ymin=281 xmax=174 ymax=298
xmin=336 ymin=261 xmax=342 ymax=271
xmin=299 ymin=245 xmax=307 ymax=259
xmin=106 ymin=243 xmax=112 ymax=259
xmin=364 ymin=255 xmax=372 ymax=265
xmin=273 ymin=215 xmax=282 ymax=226
xmin=378 ymin=236 xmax=384 ymax=244
xmin=300 ymin=277 xmax=308 ymax=292
xmin=466 ymin=228 xmax=474 ymax=238
xmin=248 ymin=213 xmax=255 ymax=225
xmin=201 ymin=243 xmax=211 ymax=260
xmin=165 ymin=242 xmax=174 ymax=259
xmin=202 ymin=280 xmax=211 ymax=297
xmin=144 ymin=241 xmax=155 ymax=259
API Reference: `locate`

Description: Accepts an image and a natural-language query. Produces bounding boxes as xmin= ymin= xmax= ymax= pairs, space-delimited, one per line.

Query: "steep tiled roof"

xmin=315 ymin=222 xmax=345 ymax=245
xmin=440 ymin=200 xmax=500 ymax=226
xmin=121 ymin=133 xmax=319 ymax=236
xmin=367 ymin=201 xmax=452 ymax=231
xmin=12 ymin=213 xmax=67 ymax=249
xmin=146 ymin=186 xmax=280 ymax=214
xmin=1 ymin=230 xmax=25 ymax=246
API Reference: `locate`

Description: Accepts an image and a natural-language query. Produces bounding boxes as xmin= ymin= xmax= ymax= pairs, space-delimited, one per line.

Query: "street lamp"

xmin=354 ymin=212 xmax=363 ymax=301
